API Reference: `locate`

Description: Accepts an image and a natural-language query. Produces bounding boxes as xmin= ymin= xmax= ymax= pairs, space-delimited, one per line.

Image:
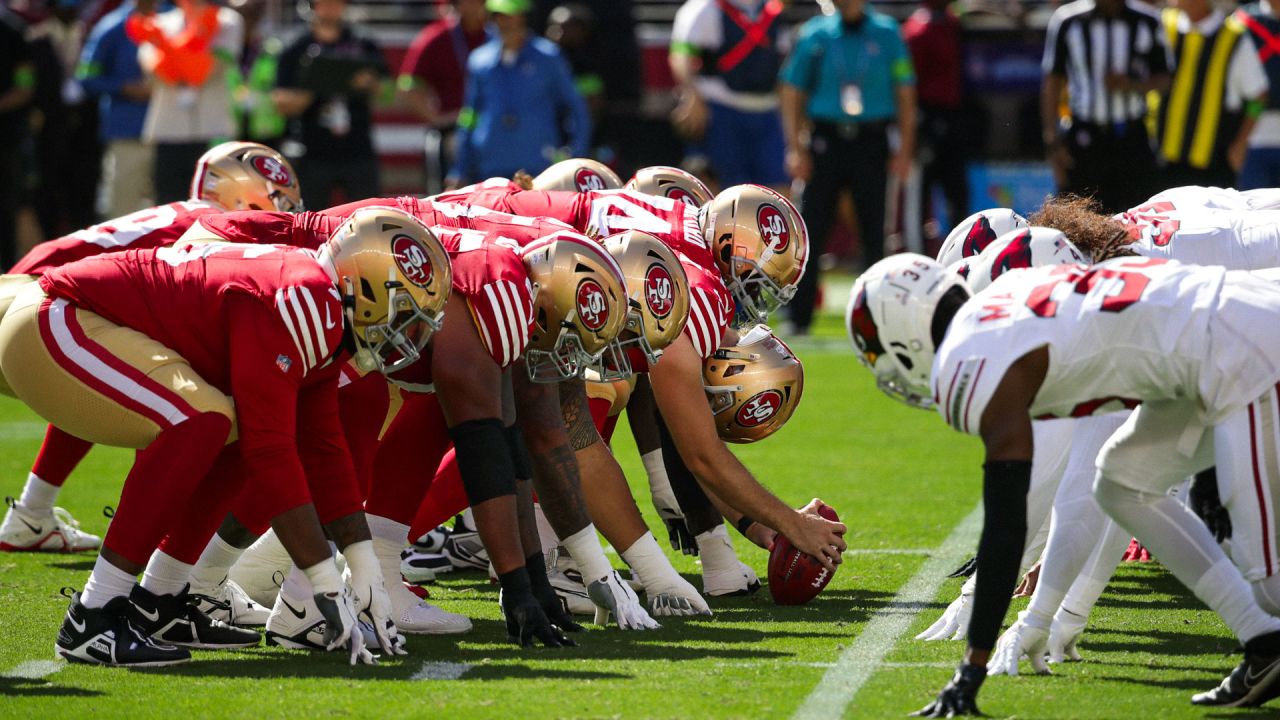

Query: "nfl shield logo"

xmin=276 ymin=354 xmax=293 ymax=373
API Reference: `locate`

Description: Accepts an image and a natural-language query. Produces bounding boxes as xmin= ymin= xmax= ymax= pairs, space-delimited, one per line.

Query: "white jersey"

xmin=1116 ymin=202 xmax=1280 ymax=270
xmin=1143 ymin=186 xmax=1280 ymax=213
xmin=931 ymin=257 xmax=1264 ymax=435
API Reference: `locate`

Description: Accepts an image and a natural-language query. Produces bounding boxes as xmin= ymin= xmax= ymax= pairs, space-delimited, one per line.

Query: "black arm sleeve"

xmin=451 ymin=418 xmax=517 ymax=505
xmin=655 ymin=409 xmax=723 ymax=537
xmin=967 ymin=460 xmax=1032 ymax=651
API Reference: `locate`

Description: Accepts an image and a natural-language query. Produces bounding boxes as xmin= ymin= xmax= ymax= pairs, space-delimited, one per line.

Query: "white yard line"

xmin=409 ymin=661 xmax=473 ymax=681
xmin=3 ymin=659 xmax=64 ymax=680
xmin=791 ymin=505 xmax=983 ymax=720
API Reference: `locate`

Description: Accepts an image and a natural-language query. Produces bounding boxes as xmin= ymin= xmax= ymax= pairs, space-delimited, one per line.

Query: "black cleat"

xmin=129 ymin=584 xmax=261 ymax=650
xmin=55 ymin=589 xmax=190 ymax=667
xmin=1192 ymin=652 xmax=1280 ymax=707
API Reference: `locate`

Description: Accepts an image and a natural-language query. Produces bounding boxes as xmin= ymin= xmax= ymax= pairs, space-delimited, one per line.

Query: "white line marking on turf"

xmin=791 ymin=505 xmax=983 ymax=720
xmin=410 ymin=661 xmax=473 ymax=681
xmin=3 ymin=659 xmax=64 ymax=680
xmin=881 ymin=661 xmax=957 ymax=669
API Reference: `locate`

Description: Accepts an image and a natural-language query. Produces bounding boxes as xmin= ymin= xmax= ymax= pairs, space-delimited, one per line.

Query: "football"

xmin=768 ymin=505 xmax=840 ymax=605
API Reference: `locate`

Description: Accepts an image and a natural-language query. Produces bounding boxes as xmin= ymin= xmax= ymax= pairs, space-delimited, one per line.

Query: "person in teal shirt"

xmin=779 ymin=0 xmax=916 ymax=335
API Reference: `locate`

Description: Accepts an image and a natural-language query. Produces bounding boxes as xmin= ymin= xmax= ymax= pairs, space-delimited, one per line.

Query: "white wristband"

xmin=302 ymin=558 xmax=343 ymax=596
xmin=562 ymin=524 xmax=614 ymax=583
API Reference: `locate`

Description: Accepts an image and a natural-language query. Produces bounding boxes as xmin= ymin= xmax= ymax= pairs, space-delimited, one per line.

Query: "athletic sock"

xmin=140 ymin=550 xmax=193 ymax=597
xmin=17 ymin=474 xmax=59 ymax=515
xmin=620 ymin=532 xmax=678 ymax=589
xmin=1060 ymin=518 xmax=1130 ymax=618
xmin=281 ymin=564 xmax=312 ymax=601
xmin=532 ymin=503 xmax=561 ymax=570
xmin=189 ymin=533 xmax=246 ymax=596
xmin=366 ymin=514 xmax=411 ymax=593
xmin=81 ymin=555 xmax=137 ymax=609
xmin=695 ymin=525 xmax=739 ymax=573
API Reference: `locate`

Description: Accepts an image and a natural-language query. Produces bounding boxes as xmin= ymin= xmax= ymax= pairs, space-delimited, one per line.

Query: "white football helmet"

xmin=937 ymin=209 xmax=1029 ymax=268
xmin=847 ymin=254 xmax=970 ymax=409
xmin=962 ymin=227 xmax=1086 ymax=293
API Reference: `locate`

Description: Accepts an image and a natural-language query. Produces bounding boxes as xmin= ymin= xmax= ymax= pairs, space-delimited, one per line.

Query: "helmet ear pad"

xmin=931 ymin=284 xmax=971 ymax=350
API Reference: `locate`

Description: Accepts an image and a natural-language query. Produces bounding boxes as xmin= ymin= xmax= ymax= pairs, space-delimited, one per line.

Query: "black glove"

xmin=525 ymin=553 xmax=583 ymax=633
xmin=658 ymin=507 xmax=699 ymax=556
xmin=912 ymin=663 xmax=986 ymax=717
xmin=1190 ymin=468 xmax=1232 ymax=543
xmin=498 ymin=567 xmax=576 ymax=648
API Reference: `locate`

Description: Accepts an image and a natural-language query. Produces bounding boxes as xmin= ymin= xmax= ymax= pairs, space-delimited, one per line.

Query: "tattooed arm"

xmin=512 ymin=370 xmax=595 ymax=538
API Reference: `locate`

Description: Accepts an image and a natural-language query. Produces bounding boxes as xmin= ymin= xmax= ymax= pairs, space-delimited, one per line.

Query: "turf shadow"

xmin=0 ymin=678 xmax=103 ymax=697
xmin=1081 ymin=629 xmax=1237 ymax=656
xmin=133 ymin=655 xmax=631 ymax=682
xmin=45 ymin=559 xmax=96 ymax=572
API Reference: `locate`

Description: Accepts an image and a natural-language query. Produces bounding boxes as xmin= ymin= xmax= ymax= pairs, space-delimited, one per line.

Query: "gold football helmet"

xmin=598 ymin=230 xmax=690 ymax=374
xmin=625 ymin=166 xmax=713 ymax=208
xmin=703 ymin=324 xmax=804 ymax=444
xmin=520 ymin=231 xmax=628 ymax=382
xmin=190 ymin=141 xmax=304 ymax=213
xmin=701 ymin=185 xmax=808 ymax=323
xmin=532 ymin=158 xmax=623 ymax=193
xmin=319 ymin=207 xmax=452 ymax=375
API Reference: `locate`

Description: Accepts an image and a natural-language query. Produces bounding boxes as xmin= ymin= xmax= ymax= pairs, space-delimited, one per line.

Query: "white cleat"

xmin=0 ymin=497 xmax=100 ymax=552
xmin=696 ymin=525 xmax=760 ymax=597
xmin=400 ymin=547 xmax=452 ymax=584
xmin=229 ymin=530 xmax=293 ymax=609
xmin=549 ymin=566 xmax=596 ymax=616
xmin=193 ymin=578 xmax=271 ymax=627
xmin=264 ymin=589 xmax=386 ymax=652
xmin=387 ymin=579 xmax=472 ymax=635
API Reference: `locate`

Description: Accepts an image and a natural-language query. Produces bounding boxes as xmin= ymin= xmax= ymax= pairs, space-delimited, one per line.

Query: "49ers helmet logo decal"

xmin=576 ymin=279 xmax=609 ymax=331
xmin=757 ymin=204 xmax=789 ymax=253
xmin=392 ymin=234 xmax=434 ymax=288
xmin=575 ymin=168 xmax=607 ymax=192
xmin=250 ymin=155 xmax=293 ymax=186
xmin=666 ymin=186 xmax=697 ymax=207
xmin=644 ymin=262 xmax=675 ymax=319
xmin=736 ymin=389 xmax=784 ymax=427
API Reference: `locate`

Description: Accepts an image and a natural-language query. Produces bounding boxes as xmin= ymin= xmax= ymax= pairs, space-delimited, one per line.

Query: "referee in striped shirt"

xmin=1043 ymin=0 xmax=1172 ymax=212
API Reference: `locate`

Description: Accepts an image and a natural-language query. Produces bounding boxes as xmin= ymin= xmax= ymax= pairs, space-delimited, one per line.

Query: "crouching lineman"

xmin=0 ymin=207 xmax=440 ymax=667
xmin=0 ymin=141 xmax=303 ymax=557
xmin=852 ymin=254 xmax=1280 ymax=713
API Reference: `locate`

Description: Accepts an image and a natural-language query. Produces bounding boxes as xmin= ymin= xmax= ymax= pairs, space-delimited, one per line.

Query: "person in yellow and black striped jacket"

xmin=1153 ymin=0 xmax=1268 ymax=189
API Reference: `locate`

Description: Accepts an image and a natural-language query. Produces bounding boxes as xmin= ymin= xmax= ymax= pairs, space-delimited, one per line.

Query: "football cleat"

xmin=228 ymin=530 xmax=293 ymax=608
xmin=549 ymin=566 xmax=595 ymax=616
xmin=1192 ymin=652 xmax=1280 ymax=707
xmin=386 ymin=578 xmax=472 ymax=634
xmin=0 ymin=497 xmax=100 ymax=552
xmin=400 ymin=547 xmax=452 ymax=584
xmin=56 ymin=590 xmax=190 ymax=667
xmin=702 ymin=558 xmax=761 ymax=597
xmin=129 ymin=584 xmax=261 ymax=649
xmin=1122 ymin=538 xmax=1153 ymax=562
xmin=193 ymin=578 xmax=271 ymax=627
xmin=442 ymin=514 xmax=490 ymax=571
xmin=264 ymin=591 xmax=385 ymax=650
xmin=412 ymin=524 xmax=453 ymax=555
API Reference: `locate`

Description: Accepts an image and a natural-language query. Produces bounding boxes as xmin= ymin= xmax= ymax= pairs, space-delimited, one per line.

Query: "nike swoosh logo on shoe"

xmin=280 ymin=596 xmax=308 ymax=620
xmin=1245 ymin=657 xmax=1280 ymax=687
xmin=18 ymin=516 xmax=42 ymax=535
xmin=68 ymin=614 xmax=86 ymax=633
xmin=136 ymin=606 xmax=161 ymax=623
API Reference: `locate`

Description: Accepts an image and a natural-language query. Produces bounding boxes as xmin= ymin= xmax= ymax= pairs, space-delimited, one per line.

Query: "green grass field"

xmin=0 ymin=307 xmax=1262 ymax=718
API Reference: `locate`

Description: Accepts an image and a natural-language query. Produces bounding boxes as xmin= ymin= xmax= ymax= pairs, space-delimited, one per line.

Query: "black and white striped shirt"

xmin=1043 ymin=0 xmax=1172 ymax=126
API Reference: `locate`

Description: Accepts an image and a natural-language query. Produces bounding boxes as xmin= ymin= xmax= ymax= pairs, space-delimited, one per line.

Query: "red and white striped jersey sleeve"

xmin=272 ymin=283 xmax=345 ymax=378
xmin=443 ymin=236 xmax=535 ymax=369
xmin=682 ymin=260 xmax=734 ymax=359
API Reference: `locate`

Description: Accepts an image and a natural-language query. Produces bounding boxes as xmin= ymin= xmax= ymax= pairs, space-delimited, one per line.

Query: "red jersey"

xmin=429 ymin=186 xmax=732 ymax=360
xmin=200 ymin=210 xmax=534 ymax=370
xmin=40 ymin=243 xmax=351 ymax=508
xmin=324 ymin=195 xmax=575 ymax=243
xmin=12 ymin=201 xmax=222 ymax=275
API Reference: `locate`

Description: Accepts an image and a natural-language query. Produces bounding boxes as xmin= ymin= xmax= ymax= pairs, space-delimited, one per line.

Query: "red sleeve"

xmin=454 ymin=245 xmax=535 ymax=368
xmin=297 ymin=376 xmax=363 ymax=524
xmin=199 ymin=211 xmax=297 ymax=246
xmin=683 ymin=264 xmax=734 ymax=359
xmin=499 ymin=191 xmax=587 ymax=230
xmin=225 ymin=294 xmax=312 ymax=518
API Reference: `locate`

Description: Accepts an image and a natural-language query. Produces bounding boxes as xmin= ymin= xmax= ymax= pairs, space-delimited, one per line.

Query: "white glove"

xmin=313 ymin=586 xmax=376 ymax=665
xmin=587 ymin=570 xmax=661 ymax=630
xmin=644 ymin=573 xmax=712 ymax=617
xmin=343 ymin=541 xmax=407 ymax=656
xmin=989 ymin=612 xmax=1050 ymax=677
xmin=915 ymin=589 xmax=972 ymax=641
xmin=1048 ymin=608 xmax=1088 ymax=663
